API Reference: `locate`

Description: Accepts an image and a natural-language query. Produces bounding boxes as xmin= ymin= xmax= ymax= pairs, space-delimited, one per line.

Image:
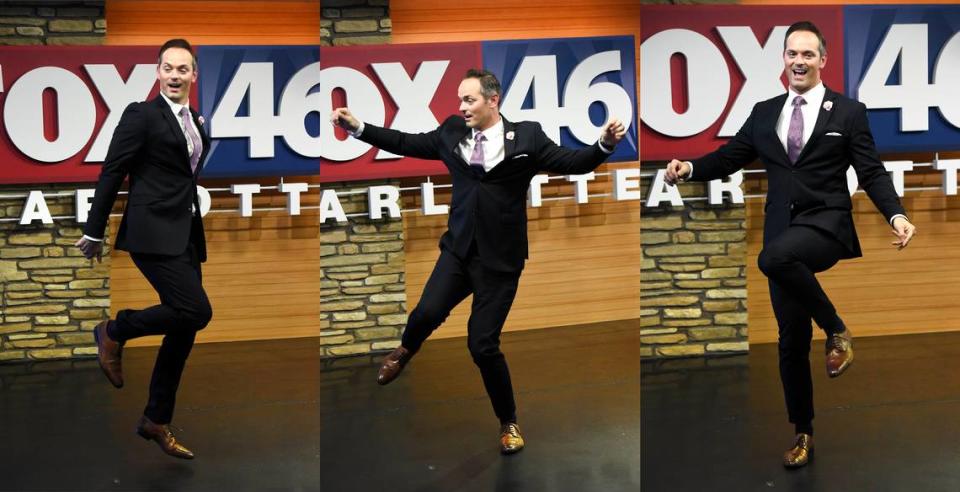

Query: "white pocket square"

xmin=512 ymin=153 xmax=529 ymax=159
xmin=825 ymin=132 xmax=843 ymax=136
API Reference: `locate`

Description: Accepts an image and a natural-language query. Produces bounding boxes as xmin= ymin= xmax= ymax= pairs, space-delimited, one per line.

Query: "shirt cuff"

xmin=81 ymin=235 xmax=103 ymax=242
xmin=889 ymin=214 xmax=908 ymax=226
xmin=597 ymin=139 xmax=614 ymax=154
xmin=686 ymin=162 xmax=694 ymax=180
xmin=350 ymin=121 xmax=365 ymax=138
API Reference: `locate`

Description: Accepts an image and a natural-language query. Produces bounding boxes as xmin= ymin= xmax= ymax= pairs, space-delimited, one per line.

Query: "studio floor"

xmin=0 ymin=320 xmax=641 ymax=491
xmin=642 ymin=331 xmax=960 ymax=492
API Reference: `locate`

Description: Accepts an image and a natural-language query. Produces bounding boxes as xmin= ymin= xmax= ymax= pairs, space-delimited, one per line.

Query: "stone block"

xmin=640 ymin=334 xmax=686 ymax=344
xmin=327 ymin=343 xmax=371 ymax=356
xmin=656 ymin=345 xmax=706 ymax=357
xmin=19 ymin=257 xmax=90 ymax=269
xmin=706 ymin=289 xmax=747 ymax=299
xmin=332 ymin=311 xmax=366 ymax=322
xmin=715 ymin=312 xmax=748 ymax=325
xmin=354 ymin=327 xmax=397 ymax=341
xmin=72 ymin=298 xmax=109 ymax=308
xmin=318 ymin=334 xmax=354 ymax=345
xmin=706 ymin=342 xmax=749 ymax=352
xmin=377 ymin=314 xmax=407 ymax=325
xmin=28 ymin=348 xmax=73 ymax=359
xmin=0 ymin=247 xmax=41 ymax=259
xmin=644 ymin=244 xmax=726 ymax=257
xmin=687 ymin=327 xmax=738 ymax=341
xmin=702 ymin=267 xmax=741 ymax=279
xmin=663 ymin=308 xmax=702 ymax=319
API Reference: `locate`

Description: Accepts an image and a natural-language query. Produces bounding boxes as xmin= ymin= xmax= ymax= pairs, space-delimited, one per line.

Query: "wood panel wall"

xmin=393 ymin=0 xmax=643 ymax=339
xmin=105 ymin=1 xmax=321 ymax=347
xmin=747 ymin=157 xmax=960 ymax=344
xmin=105 ymin=1 xmax=320 ymax=46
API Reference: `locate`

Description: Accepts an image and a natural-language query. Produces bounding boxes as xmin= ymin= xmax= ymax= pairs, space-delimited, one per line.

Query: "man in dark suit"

xmin=665 ymin=21 xmax=916 ymax=468
xmin=76 ymin=39 xmax=211 ymax=460
xmin=330 ymin=68 xmax=626 ymax=454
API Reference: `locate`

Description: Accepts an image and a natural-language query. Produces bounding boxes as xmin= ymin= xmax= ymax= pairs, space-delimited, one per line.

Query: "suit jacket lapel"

xmin=450 ymin=119 xmax=471 ymax=169
xmin=155 ymin=96 xmax=192 ymax=173
xmin=764 ymin=93 xmax=791 ymax=168
xmin=502 ymin=117 xmax=516 ymax=159
xmin=796 ymin=87 xmax=837 ymax=165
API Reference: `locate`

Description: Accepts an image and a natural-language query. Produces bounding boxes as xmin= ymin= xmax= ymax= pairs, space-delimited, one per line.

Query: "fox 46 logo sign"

xmin=320 ymin=36 xmax=638 ymax=182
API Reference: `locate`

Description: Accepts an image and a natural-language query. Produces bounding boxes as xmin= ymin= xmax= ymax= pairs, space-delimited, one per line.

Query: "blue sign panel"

xmin=845 ymin=5 xmax=960 ymax=152
xmin=198 ymin=46 xmax=320 ymax=178
xmin=483 ymin=36 xmax=639 ymax=162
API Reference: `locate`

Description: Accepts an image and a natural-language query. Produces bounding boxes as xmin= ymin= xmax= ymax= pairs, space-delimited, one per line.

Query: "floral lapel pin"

xmin=198 ymin=115 xmax=205 ymax=126
xmin=822 ymin=101 xmax=833 ymax=112
xmin=506 ymin=131 xmax=515 ymax=140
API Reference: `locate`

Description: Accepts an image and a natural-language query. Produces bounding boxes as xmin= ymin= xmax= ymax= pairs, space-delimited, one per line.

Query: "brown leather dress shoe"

xmin=499 ymin=423 xmax=525 ymax=455
xmin=377 ymin=346 xmax=414 ymax=385
xmin=94 ymin=320 xmax=123 ymax=388
xmin=783 ymin=433 xmax=813 ymax=468
xmin=136 ymin=415 xmax=195 ymax=460
xmin=825 ymin=328 xmax=854 ymax=378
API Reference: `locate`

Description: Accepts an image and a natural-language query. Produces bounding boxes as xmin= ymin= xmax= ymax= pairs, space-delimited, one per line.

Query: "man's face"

xmin=458 ymin=77 xmax=499 ymax=130
xmin=157 ymin=47 xmax=197 ymax=105
xmin=783 ymin=30 xmax=826 ymax=94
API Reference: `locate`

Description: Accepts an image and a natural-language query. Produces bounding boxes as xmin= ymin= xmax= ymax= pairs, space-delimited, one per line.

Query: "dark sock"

xmin=795 ymin=423 xmax=813 ymax=436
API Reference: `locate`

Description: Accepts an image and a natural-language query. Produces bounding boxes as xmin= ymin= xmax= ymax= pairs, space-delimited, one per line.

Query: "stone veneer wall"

xmin=1 ymin=187 xmax=111 ymax=362
xmin=319 ymin=5 xmax=406 ymax=358
xmin=0 ymin=3 xmax=106 ymax=363
xmin=0 ymin=2 xmax=104 ymax=46
xmin=640 ymin=178 xmax=749 ymax=358
xmin=319 ymin=182 xmax=406 ymax=357
xmin=320 ymin=0 xmax=390 ymax=47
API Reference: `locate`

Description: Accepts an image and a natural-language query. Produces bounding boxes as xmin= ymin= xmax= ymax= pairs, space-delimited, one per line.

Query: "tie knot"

xmin=792 ymin=96 xmax=806 ymax=107
xmin=475 ymin=131 xmax=485 ymax=142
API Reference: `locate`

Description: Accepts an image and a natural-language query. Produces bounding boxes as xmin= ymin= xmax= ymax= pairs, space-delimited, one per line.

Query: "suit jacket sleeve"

xmin=847 ymin=101 xmax=906 ymax=221
xmin=357 ymin=123 xmax=443 ymax=161
xmin=82 ymin=103 xmax=146 ymax=239
xmin=531 ymin=122 xmax=610 ymax=174
xmin=690 ymin=104 xmax=760 ymax=181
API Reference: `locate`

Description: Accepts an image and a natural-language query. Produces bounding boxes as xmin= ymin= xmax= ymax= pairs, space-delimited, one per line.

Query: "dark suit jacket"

xmin=359 ymin=115 xmax=612 ymax=272
xmin=84 ymin=96 xmax=211 ymax=262
xmin=690 ymin=87 xmax=905 ymax=258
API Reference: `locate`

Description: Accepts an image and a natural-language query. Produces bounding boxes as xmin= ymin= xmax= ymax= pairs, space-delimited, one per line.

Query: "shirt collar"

xmin=160 ymin=92 xmax=189 ymax=116
xmin=787 ymin=81 xmax=825 ymax=106
xmin=473 ymin=117 xmax=504 ymax=140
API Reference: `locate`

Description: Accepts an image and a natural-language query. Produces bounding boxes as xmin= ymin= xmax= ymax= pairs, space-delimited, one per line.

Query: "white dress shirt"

xmin=776 ymin=82 xmax=825 ymax=154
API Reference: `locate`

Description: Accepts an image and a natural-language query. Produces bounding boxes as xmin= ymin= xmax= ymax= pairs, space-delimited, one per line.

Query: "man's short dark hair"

xmin=464 ymin=68 xmax=501 ymax=101
xmin=784 ymin=21 xmax=827 ymax=56
xmin=158 ymin=38 xmax=197 ymax=70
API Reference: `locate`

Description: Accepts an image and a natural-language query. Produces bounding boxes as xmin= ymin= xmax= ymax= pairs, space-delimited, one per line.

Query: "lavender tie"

xmin=787 ymin=95 xmax=806 ymax=165
xmin=180 ymin=107 xmax=203 ymax=173
xmin=469 ymin=131 xmax=486 ymax=174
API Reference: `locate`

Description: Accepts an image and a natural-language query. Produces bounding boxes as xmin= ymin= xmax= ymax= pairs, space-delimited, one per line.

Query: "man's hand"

xmin=891 ymin=216 xmax=916 ymax=250
xmin=599 ymin=119 xmax=626 ymax=148
xmin=329 ymin=108 xmax=360 ymax=133
xmin=664 ymin=159 xmax=691 ymax=186
xmin=75 ymin=237 xmax=103 ymax=263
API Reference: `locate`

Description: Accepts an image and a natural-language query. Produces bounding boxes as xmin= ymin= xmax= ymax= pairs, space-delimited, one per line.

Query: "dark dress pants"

xmin=401 ymin=247 xmax=521 ymax=425
xmin=111 ymin=239 xmax=212 ymax=424
xmin=758 ymin=225 xmax=848 ymax=428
